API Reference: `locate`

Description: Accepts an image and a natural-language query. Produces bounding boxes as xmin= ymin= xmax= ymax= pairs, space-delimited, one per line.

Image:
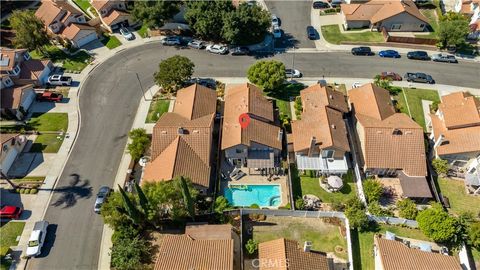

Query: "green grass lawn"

xmin=101 ymin=34 xmax=122 ymax=49
xmin=395 ymin=88 xmax=440 ymax=130
xmin=30 ymin=45 xmax=92 ymax=72
xmin=276 ymin=99 xmax=292 ymax=119
xmin=253 ymin=217 xmax=348 ymax=260
xmin=321 ymin=25 xmax=384 ymax=45
xmin=146 ymin=99 xmax=170 ymax=123
xmin=27 ymin=113 xmax=68 ymax=132
xmin=415 ymin=9 xmax=439 ymax=39
xmin=292 ymin=171 xmax=356 ymax=203
xmin=472 ymin=248 xmax=480 ymax=267
xmin=30 ymin=134 xmax=65 ymax=153
xmin=11 ymin=176 xmax=46 ymax=183
xmin=438 ymin=178 xmax=480 ymax=216
xmin=0 ymin=222 xmax=25 ymax=270
xmin=72 ymin=0 xmax=92 ymax=15
xmin=137 ymin=24 xmax=149 ymax=38
xmin=266 ymin=83 xmax=305 ymax=119
xmin=352 ymin=224 xmax=429 ymax=270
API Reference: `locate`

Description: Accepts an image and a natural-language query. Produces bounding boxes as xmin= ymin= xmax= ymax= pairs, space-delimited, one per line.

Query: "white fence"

xmin=368 ymin=215 xmax=418 ymax=228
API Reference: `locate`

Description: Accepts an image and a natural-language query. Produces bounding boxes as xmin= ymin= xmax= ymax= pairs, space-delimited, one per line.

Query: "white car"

xmin=46 ymin=75 xmax=72 ymax=86
xmin=187 ymin=40 xmax=205 ymax=49
xmin=119 ymin=27 xmax=133 ymax=40
xmin=351 ymin=82 xmax=362 ymax=88
xmin=26 ymin=220 xmax=49 ymax=257
xmin=273 ymin=26 xmax=282 ymax=39
xmin=285 ymin=68 xmax=302 ymax=78
xmin=271 ymin=14 xmax=279 ymax=27
xmin=206 ymin=44 xmax=228 ymax=55
xmin=161 ymin=36 xmax=181 ymax=46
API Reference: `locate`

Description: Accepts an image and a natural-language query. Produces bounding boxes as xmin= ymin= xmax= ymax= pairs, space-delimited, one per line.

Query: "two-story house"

xmin=349 ymin=83 xmax=432 ymax=200
xmin=36 ymin=0 xmax=98 ymax=48
xmin=454 ymin=0 xmax=480 ymax=39
xmin=143 ymin=84 xmax=217 ymax=194
xmin=91 ymin=0 xmax=133 ymax=32
xmin=221 ymin=83 xmax=282 ymax=175
xmin=0 ymin=48 xmax=53 ymax=86
xmin=0 ymin=74 xmax=35 ymax=120
xmin=290 ymin=85 xmax=350 ymax=176
xmin=1 ymin=134 xmax=28 ymax=174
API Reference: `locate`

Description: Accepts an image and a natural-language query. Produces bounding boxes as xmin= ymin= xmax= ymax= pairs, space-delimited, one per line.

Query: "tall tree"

xmin=247 ymin=60 xmax=286 ymax=91
xmin=9 ymin=10 xmax=50 ymax=53
xmin=468 ymin=222 xmax=480 ymax=249
xmin=179 ymin=176 xmax=195 ymax=221
xmin=416 ymin=203 xmax=460 ymax=243
xmin=154 ymin=55 xmax=195 ymax=93
xmin=344 ymin=197 xmax=369 ymax=231
xmin=185 ymin=0 xmax=234 ymax=41
xmin=131 ymin=0 xmax=179 ymax=28
xmin=118 ymin=184 xmax=143 ymax=225
xmin=127 ymin=128 xmax=150 ymax=161
xmin=396 ymin=199 xmax=418 ymax=220
xmin=222 ymin=3 xmax=270 ymax=45
xmin=110 ymin=236 xmax=150 ymax=270
xmin=437 ymin=12 xmax=469 ymax=48
xmin=134 ymin=182 xmax=153 ymax=221
xmin=363 ymin=178 xmax=383 ymax=203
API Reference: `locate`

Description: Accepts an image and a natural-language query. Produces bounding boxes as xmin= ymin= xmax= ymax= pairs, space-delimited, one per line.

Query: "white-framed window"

xmin=391 ymin=24 xmax=402 ymax=30
xmin=4 ymin=77 xmax=14 ymax=87
xmin=8 ymin=65 xmax=21 ymax=76
xmin=322 ymin=150 xmax=335 ymax=159
xmin=23 ymin=52 xmax=31 ymax=61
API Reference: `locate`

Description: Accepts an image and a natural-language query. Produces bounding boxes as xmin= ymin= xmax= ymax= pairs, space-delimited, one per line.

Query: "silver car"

xmin=161 ymin=36 xmax=181 ymax=46
xmin=206 ymin=44 xmax=228 ymax=54
xmin=432 ymin=53 xmax=458 ymax=63
xmin=188 ymin=40 xmax=205 ymax=49
xmin=94 ymin=186 xmax=111 ymax=213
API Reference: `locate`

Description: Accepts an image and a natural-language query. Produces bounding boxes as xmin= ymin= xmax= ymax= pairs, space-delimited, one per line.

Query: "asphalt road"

xmin=266 ymin=0 xmax=315 ymax=49
xmin=27 ymin=43 xmax=480 ymax=270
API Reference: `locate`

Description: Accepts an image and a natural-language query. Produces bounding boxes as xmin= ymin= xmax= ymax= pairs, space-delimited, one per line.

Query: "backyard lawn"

xmin=30 ymin=45 xmax=92 ymax=72
xmin=28 ymin=113 xmax=68 ymax=132
xmin=101 ymin=34 xmax=122 ymax=49
xmin=266 ymin=83 xmax=305 ymax=119
xmin=252 ymin=216 xmax=348 ymax=260
xmin=395 ymin=88 xmax=440 ymax=130
xmin=438 ymin=178 xmax=480 ymax=216
xmin=352 ymin=224 xmax=429 ymax=270
xmin=146 ymin=99 xmax=170 ymax=123
xmin=72 ymin=0 xmax=92 ymax=15
xmin=0 ymin=222 xmax=25 ymax=270
xmin=321 ymin=25 xmax=384 ymax=45
xmin=30 ymin=134 xmax=65 ymax=153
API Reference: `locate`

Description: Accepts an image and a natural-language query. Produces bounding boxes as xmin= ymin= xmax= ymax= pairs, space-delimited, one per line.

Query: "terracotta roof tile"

xmin=102 ymin=9 xmax=130 ymax=26
xmin=221 ymin=83 xmax=281 ymax=150
xmin=0 ymin=84 xmax=33 ymax=110
xmin=174 ymin=84 xmax=218 ymax=120
xmin=258 ymin=238 xmax=330 ymax=270
xmin=349 ymin=84 xmax=426 ymax=177
xmin=91 ymin=0 xmax=110 ymax=10
xmin=375 ymin=236 xmax=461 ymax=270
xmin=19 ymin=59 xmax=51 ymax=81
xmin=439 ymin=91 xmax=480 ymax=129
xmin=341 ymin=0 xmax=428 ymax=24
xmin=61 ymin=23 xmax=96 ymax=40
xmin=35 ymin=0 xmax=81 ymax=27
xmin=0 ymin=48 xmax=26 ymax=71
xmin=1 ymin=133 xmax=20 ymax=145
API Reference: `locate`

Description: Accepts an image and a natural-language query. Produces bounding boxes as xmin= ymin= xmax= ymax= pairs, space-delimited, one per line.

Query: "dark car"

xmin=231 ymin=46 xmax=250 ymax=56
xmin=407 ymin=51 xmax=430 ymax=60
xmin=306 ymin=26 xmax=316 ymax=40
xmin=378 ymin=50 xmax=401 ymax=58
xmin=312 ymin=1 xmax=330 ymax=9
xmin=404 ymin=72 xmax=435 ymax=84
xmin=380 ymin=71 xmax=402 ymax=81
xmin=351 ymin=47 xmax=373 ymax=56
xmin=94 ymin=186 xmax=111 ymax=213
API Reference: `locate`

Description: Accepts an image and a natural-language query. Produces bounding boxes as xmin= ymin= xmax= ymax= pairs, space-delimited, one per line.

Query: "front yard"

xmin=30 ymin=134 xmax=65 ymax=153
xmin=250 ymin=216 xmax=348 ymax=260
xmin=27 ymin=113 xmax=68 ymax=153
xmin=438 ymin=178 xmax=480 ymax=216
xmin=351 ymin=224 xmax=430 ymax=270
xmin=30 ymin=45 xmax=92 ymax=72
xmin=146 ymin=99 xmax=170 ymax=123
xmin=0 ymin=222 xmax=25 ymax=270
xmin=101 ymin=34 xmax=122 ymax=49
xmin=394 ymin=88 xmax=440 ymax=130
xmin=321 ymin=25 xmax=384 ymax=45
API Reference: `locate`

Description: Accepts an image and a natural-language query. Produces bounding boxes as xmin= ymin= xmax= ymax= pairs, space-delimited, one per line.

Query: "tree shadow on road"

xmin=49 ymin=174 xmax=92 ymax=208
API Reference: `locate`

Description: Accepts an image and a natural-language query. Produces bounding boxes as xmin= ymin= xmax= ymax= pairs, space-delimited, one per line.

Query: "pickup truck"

xmin=404 ymin=72 xmax=435 ymax=84
xmin=36 ymin=91 xmax=63 ymax=102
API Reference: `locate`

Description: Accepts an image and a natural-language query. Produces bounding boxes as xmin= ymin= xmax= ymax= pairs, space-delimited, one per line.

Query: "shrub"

xmin=30 ymin=188 xmax=38 ymax=194
xmin=250 ymin=203 xmax=260 ymax=209
xmin=295 ymin=198 xmax=305 ymax=210
xmin=363 ymin=178 xmax=383 ymax=203
xmin=344 ymin=197 xmax=369 ymax=231
xmin=368 ymin=201 xmax=392 ymax=217
xmin=396 ymin=199 xmax=418 ymax=220
xmin=432 ymin=158 xmax=449 ymax=176
xmin=245 ymin=239 xmax=258 ymax=255
xmin=110 ymin=236 xmax=150 ymax=270
xmin=416 ymin=203 xmax=460 ymax=243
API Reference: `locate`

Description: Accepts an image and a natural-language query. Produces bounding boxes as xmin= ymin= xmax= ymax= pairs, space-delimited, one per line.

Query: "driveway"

xmin=266 ymin=0 xmax=315 ymax=49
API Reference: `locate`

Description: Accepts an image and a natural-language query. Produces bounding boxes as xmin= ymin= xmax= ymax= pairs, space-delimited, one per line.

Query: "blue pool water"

xmin=224 ymin=185 xmax=282 ymax=207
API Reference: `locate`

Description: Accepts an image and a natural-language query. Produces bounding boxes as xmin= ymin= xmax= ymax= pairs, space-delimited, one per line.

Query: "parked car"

xmin=351 ymin=47 xmax=373 ymax=56
xmin=185 ymin=78 xmax=216 ymax=89
xmin=0 ymin=205 xmax=23 ymax=219
xmin=36 ymin=91 xmax=63 ymax=102
xmin=404 ymin=72 xmax=435 ymax=84
xmin=378 ymin=50 xmax=400 ymax=58
xmin=330 ymin=0 xmax=344 ymax=8
xmin=26 ymin=220 xmax=49 ymax=257
xmin=407 ymin=50 xmax=430 ymax=60
xmin=46 ymin=75 xmax=72 ymax=86
xmin=432 ymin=53 xmax=458 ymax=63
xmin=317 ymin=79 xmax=327 ymax=87
xmin=94 ymin=186 xmax=111 ymax=214
xmin=271 ymin=14 xmax=279 ymax=27
xmin=187 ymin=40 xmax=205 ymax=49
xmin=306 ymin=26 xmax=316 ymax=40
xmin=285 ymin=68 xmax=302 ymax=78
xmin=273 ymin=26 xmax=282 ymax=38
xmin=380 ymin=71 xmax=402 ymax=81
xmin=119 ymin=27 xmax=134 ymax=40
xmin=206 ymin=44 xmax=229 ymax=54
xmin=161 ymin=36 xmax=181 ymax=46
xmin=231 ymin=46 xmax=250 ymax=56
xmin=312 ymin=1 xmax=330 ymax=9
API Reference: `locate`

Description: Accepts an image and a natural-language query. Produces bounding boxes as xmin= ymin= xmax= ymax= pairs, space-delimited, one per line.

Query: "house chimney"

xmin=277 ymin=129 xmax=283 ymax=141
xmin=434 ymin=134 xmax=445 ymax=149
xmin=308 ymin=137 xmax=316 ymax=157
xmin=303 ymin=241 xmax=312 ymax=252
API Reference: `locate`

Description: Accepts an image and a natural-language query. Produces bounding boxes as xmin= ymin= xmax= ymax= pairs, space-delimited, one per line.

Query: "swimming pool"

xmin=224 ymin=184 xmax=282 ymax=207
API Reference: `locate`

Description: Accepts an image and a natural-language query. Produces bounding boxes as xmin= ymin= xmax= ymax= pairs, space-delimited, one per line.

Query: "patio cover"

xmin=295 ymin=154 xmax=349 ymax=172
xmin=466 ymin=173 xmax=480 ymax=186
xmin=398 ymin=171 xmax=433 ymax=198
xmin=247 ymin=151 xmax=275 ymax=168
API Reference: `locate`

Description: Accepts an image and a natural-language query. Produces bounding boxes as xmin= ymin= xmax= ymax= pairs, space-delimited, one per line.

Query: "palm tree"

xmin=179 ymin=177 xmax=195 ymax=221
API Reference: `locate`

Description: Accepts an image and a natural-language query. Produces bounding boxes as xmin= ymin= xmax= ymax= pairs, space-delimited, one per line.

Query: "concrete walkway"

xmin=422 ymin=100 xmax=434 ymax=133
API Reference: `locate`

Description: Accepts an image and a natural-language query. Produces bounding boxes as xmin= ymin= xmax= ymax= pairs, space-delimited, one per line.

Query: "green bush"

xmin=368 ymin=201 xmax=392 ymax=216
xmin=432 ymin=158 xmax=449 ymax=176
xmin=30 ymin=188 xmax=38 ymax=194
xmin=396 ymin=199 xmax=418 ymax=220
xmin=245 ymin=238 xmax=258 ymax=255
xmin=363 ymin=178 xmax=384 ymax=203
xmin=250 ymin=203 xmax=260 ymax=209
xmin=295 ymin=198 xmax=305 ymax=210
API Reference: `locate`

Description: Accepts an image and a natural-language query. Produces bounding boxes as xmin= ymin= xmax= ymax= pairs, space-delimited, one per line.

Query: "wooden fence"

xmin=381 ymin=27 xmax=438 ymax=46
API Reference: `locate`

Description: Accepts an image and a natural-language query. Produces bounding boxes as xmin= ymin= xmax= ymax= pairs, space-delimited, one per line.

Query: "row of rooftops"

xmin=341 ymin=0 xmax=429 ymax=24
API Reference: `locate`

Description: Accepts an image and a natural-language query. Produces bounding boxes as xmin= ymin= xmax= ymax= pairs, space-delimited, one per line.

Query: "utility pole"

xmin=135 ymin=72 xmax=150 ymax=101
xmin=0 ymin=170 xmax=17 ymax=189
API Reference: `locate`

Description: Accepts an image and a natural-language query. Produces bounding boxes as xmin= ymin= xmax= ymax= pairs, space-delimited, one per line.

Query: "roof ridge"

xmin=178 ymin=136 xmax=209 ymax=167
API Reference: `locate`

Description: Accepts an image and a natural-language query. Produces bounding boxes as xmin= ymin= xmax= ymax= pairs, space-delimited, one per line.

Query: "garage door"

xmin=76 ymin=32 xmax=98 ymax=48
xmin=1 ymin=147 xmax=18 ymax=173
xmin=22 ymin=91 xmax=36 ymax=111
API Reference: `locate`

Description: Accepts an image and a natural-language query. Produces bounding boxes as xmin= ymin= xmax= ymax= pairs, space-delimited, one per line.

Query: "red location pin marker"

xmin=239 ymin=113 xmax=251 ymax=129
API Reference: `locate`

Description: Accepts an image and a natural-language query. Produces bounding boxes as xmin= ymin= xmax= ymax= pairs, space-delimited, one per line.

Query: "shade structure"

xmin=327 ymin=175 xmax=343 ymax=190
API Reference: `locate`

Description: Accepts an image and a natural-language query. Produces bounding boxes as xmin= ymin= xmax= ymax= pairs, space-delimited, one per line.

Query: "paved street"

xmin=266 ymin=0 xmax=315 ymax=49
xmin=26 ymin=42 xmax=479 ymax=270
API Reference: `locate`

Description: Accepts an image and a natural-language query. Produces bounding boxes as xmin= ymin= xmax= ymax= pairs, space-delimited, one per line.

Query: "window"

xmin=392 ymin=129 xmax=402 ymax=135
xmin=23 ymin=52 xmax=31 ymax=61
xmin=4 ymin=78 xmax=13 ymax=86
xmin=236 ymin=149 xmax=243 ymax=154
xmin=420 ymin=24 xmax=425 ymax=29
xmin=391 ymin=24 xmax=402 ymax=30
xmin=8 ymin=65 xmax=20 ymax=76
xmin=322 ymin=150 xmax=334 ymax=159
